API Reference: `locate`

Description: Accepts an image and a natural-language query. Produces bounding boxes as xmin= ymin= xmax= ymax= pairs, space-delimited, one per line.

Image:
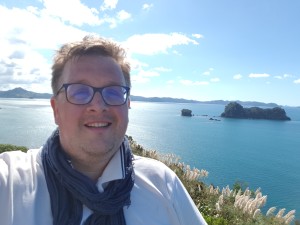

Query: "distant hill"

xmin=130 ymin=95 xmax=200 ymax=103
xmin=0 ymin=87 xmax=281 ymax=107
xmin=130 ymin=96 xmax=280 ymax=107
xmin=0 ymin=87 xmax=52 ymax=99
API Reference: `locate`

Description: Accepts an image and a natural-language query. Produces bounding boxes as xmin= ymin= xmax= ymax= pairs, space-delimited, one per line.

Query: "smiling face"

xmin=51 ymin=55 xmax=130 ymax=172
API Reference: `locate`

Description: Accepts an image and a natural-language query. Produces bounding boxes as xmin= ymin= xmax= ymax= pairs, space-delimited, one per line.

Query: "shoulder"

xmin=132 ymin=155 xmax=180 ymax=195
xmin=0 ymin=148 xmax=43 ymax=182
xmin=0 ymin=148 xmax=41 ymax=166
xmin=129 ymin=155 xmax=208 ymax=225
xmin=133 ymin=155 xmax=176 ymax=178
xmin=0 ymin=148 xmax=51 ymax=224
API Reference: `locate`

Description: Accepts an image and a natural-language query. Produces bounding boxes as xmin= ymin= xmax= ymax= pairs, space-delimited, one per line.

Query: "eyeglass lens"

xmin=66 ymin=84 xmax=128 ymax=105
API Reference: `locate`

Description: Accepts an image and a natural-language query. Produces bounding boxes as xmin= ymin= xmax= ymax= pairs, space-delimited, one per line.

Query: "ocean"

xmin=1 ymin=98 xmax=299 ymax=219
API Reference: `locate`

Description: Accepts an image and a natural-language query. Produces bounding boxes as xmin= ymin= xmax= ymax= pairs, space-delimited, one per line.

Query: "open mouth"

xmin=85 ymin=122 xmax=111 ymax=128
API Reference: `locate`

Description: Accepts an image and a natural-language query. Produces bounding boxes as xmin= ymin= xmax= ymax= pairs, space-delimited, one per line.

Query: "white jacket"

xmin=0 ymin=148 xmax=207 ymax=225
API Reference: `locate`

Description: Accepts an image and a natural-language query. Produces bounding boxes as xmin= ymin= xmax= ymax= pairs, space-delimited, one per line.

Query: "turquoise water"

xmin=127 ymin=102 xmax=300 ymax=219
xmin=0 ymin=99 xmax=299 ymax=219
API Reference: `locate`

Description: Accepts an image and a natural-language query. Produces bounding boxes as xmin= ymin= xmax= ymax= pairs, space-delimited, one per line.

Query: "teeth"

xmin=87 ymin=122 xmax=109 ymax=128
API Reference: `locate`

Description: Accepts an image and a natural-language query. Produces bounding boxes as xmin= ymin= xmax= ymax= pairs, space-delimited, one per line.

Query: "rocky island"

xmin=181 ymin=109 xmax=193 ymax=117
xmin=221 ymin=102 xmax=291 ymax=120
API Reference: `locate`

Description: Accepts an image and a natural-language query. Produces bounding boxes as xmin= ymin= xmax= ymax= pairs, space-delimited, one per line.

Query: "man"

xmin=0 ymin=36 xmax=207 ymax=225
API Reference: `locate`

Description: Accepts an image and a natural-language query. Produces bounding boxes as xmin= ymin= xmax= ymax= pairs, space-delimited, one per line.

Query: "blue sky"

xmin=0 ymin=0 xmax=299 ymax=106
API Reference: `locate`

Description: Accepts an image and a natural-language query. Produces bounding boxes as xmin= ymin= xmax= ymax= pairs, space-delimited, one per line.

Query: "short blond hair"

xmin=51 ymin=36 xmax=131 ymax=94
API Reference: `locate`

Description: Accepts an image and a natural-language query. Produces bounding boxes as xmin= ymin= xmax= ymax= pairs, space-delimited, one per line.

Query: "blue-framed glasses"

xmin=56 ymin=83 xmax=130 ymax=106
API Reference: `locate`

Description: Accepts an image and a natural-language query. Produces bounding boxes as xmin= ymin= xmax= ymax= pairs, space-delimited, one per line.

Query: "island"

xmin=220 ymin=102 xmax=291 ymax=121
xmin=181 ymin=109 xmax=192 ymax=117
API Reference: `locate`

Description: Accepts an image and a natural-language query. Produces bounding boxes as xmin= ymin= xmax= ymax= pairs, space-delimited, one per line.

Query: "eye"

xmin=103 ymin=86 xmax=126 ymax=103
xmin=68 ymin=84 xmax=92 ymax=102
xmin=106 ymin=87 xmax=124 ymax=97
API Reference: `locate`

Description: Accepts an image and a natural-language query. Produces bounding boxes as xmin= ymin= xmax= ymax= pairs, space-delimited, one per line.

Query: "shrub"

xmin=1 ymin=138 xmax=296 ymax=225
xmin=0 ymin=144 xmax=28 ymax=154
xmin=128 ymin=136 xmax=296 ymax=225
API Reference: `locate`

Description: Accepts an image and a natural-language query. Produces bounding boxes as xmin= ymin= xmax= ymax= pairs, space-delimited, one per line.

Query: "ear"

xmin=127 ymin=97 xmax=131 ymax=109
xmin=50 ymin=97 xmax=59 ymax=125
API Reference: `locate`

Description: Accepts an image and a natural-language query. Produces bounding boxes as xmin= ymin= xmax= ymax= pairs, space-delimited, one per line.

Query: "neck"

xmin=71 ymin=157 xmax=110 ymax=181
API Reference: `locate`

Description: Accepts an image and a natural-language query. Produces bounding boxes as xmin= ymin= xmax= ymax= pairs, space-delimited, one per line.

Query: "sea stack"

xmin=181 ymin=109 xmax=192 ymax=117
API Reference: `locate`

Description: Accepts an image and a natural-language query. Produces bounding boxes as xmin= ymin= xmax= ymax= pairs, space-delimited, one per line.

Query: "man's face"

xmin=51 ymin=55 xmax=130 ymax=165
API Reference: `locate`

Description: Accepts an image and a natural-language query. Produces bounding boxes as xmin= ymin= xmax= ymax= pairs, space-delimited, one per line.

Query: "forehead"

xmin=60 ymin=55 xmax=125 ymax=85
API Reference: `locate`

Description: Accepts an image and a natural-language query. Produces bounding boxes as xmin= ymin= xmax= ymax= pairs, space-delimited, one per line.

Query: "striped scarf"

xmin=42 ymin=129 xmax=134 ymax=225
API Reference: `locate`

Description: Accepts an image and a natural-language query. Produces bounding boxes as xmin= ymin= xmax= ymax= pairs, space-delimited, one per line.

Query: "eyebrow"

xmin=65 ymin=81 xmax=127 ymax=87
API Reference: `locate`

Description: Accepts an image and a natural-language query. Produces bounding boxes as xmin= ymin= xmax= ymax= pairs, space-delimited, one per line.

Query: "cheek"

xmin=58 ymin=108 xmax=80 ymax=126
xmin=119 ymin=107 xmax=129 ymax=128
xmin=51 ymin=98 xmax=78 ymax=127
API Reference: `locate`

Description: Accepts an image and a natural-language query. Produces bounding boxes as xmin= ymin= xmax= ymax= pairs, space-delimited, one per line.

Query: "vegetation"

xmin=221 ymin=102 xmax=291 ymax=120
xmin=0 ymin=144 xmax=28 ymax=154
xmin=0 ymin=141 xmax=297 ymax=224
xmin=128 ymin=137 xmax=297 ymax=225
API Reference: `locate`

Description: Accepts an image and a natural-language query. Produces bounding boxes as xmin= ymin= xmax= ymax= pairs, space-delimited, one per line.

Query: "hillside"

xmin=0 ymin=87 xmax=281 ymax=107
xmin=0 ymin=87 xmax=52 ymax=99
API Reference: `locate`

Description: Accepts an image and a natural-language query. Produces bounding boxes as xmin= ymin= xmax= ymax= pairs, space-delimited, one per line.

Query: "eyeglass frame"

xmin=55 ymin=83 xmax=130 ymax=106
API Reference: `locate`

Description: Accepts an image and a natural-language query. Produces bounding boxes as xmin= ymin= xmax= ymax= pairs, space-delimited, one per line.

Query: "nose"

xmin=87 ymin=91 xmax=108 ymax=111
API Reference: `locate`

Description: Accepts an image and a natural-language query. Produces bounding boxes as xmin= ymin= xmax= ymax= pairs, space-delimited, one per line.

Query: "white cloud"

xmin=130 ymin=68 xmax=160 ymax=84
xmin=0 ymin=47 xmax=52 ymax=92
xmin=274 ymin=74 xmax=293 ymax=79
xmin=99 ymin=10 xmax=131 ymax=29
xmin=180 ymin=80 xmax=209 ymax=86
xmin=101 ymin=0 xmax=118 ymax=11
xmin=249 ymin=73 xmax=270 ymax=78
xmin=172 ymin=50 xmax=182 ymax=56
xmin=117 ymin=10 xmax=131 ymax=21
xmin=294 ymin=79 xmax=300 ymax=84
xmin=233 ymin=74 xmax=243 ymax=80
xmin=0 ymin=1 xmax=137 ymax=92
xmin=283 ymin=74 xmax=293 ymax=78
xmin=0 ymin=5 xmax=91 ymax=50
xmin=202 ymin=68 xmax=214 ymax=76
xmin=167 ymin=80 xmax=175 ymax=85
xmin=192 ymin=33 xmax=204 ymax=39
xmin=128 ymin=58 xmax=149 ymax=71
xmin=102 ymin=17 xmax=117 ymax=28
xmin=41 ymin=0 xmax=101 ymax=26
xmin=0 ymin=4 xmax=94 ymax=92
xmin=124 ymin=33 xmax=199 ymax=55
xmin=142 ymin=3 xmax=153 ymax=10
xmin=131 ymin=75 xmax=150 ymax=84
xmin=138 ymin=70 xmax=160 ymax=77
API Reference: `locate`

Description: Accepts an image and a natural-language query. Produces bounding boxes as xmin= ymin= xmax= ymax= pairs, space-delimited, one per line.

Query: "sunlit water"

xmin=1 ymin=98 xmax=299 ymax=218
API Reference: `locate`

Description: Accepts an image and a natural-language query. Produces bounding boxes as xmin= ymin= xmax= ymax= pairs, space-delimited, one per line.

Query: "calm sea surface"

xmin=1 ymin=98 xmax=299 ymax=219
